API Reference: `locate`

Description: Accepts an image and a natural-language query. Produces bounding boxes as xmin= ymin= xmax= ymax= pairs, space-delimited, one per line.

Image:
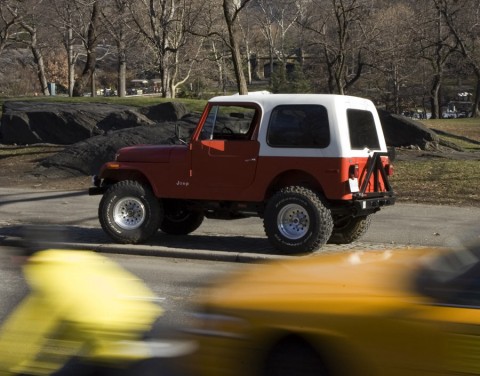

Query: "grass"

xmin=390 ymin=159 xmax=480 ymax=207
xmin=423 ymin=118 xmax=480 ymax=143
xmin=0 ymin=95 xmax=208 ymax=114
xmin=390 ymin=117 xmax=480 ymax=207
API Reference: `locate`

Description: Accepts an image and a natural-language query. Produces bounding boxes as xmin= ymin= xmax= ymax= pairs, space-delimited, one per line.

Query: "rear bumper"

xmin=352 ymin=192 xmax=396 ymax=217
xmin=353 ymin=195 xmax=396 ymax=213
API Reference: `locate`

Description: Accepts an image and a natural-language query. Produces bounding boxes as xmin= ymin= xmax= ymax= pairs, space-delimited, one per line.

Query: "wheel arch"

xmin=265 ymin=169 xmax=325 ymax=201
xmin=256 ymin=329 xmax=375 ymax=376
xmin=101 ymin=169 xmax=156 ymax=195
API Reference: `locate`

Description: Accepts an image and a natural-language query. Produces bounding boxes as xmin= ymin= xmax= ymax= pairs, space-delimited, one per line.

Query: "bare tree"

xmin=0 ymin=2 xmax=20 ymax=55
xmin=254 ymin=0 xmax=301 ymax=84
xmin=300 ymin=0 xmax=374 ymax=94
xmin=434 ymin=0 xmax=480 ymax=117
xmin=223 ymin=0 xmax=252 ymax=94
xmin=5 ymin=0 xmax=51 ymax=96
xmin=102 ymin=0 xmax=136 ymax=97
xmin=127 ymin=0 xmax=201 ymax=98
xmin=47 ymin=0 xmax=81 ymax=97
xmin=412 ymin=2 xmax=458 ymax=118
xmin=72 ymin=0 xmax=102 ymax=97
xmin=366 ymin=1 xmax=419 ymax=113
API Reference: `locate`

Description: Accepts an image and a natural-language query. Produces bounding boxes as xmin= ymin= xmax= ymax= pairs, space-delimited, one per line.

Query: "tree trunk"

xmin=20 ymin=22 xmax=49 ymax=96
xmin=30 ymin=38 xmax=49 ymax=95
xmin=117 ymin=40 xmax=127 ymax=97
xmin=73 ymin=2 xmax=100 ymax=97
xmin=211 ymin=41 xmax=224 ymax=92
xmin=472 ymin=75 xmax=480 ymax=118
xmin=223 ymin=0 xmax=248 ymax=95
xmin=67 ymin=27 xmax=76 ymax=97
xmin=430 ymin=73 xmax=442 ymax=119
xmin=230 ymin=37 xmax=248 ymax=94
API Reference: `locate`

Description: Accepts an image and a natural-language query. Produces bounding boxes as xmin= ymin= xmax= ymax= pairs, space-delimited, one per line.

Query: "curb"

xmin=0 ymin=235 xmax=293 ymax=264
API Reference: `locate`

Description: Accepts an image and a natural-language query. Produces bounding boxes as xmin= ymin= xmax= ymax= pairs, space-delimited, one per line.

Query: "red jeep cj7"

xmin=89 ymin=94 xmax=395 ymax=253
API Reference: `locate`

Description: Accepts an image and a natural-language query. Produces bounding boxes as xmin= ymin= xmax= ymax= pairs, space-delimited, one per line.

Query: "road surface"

xmin=0 ymin=188 xmax=478 ymax=259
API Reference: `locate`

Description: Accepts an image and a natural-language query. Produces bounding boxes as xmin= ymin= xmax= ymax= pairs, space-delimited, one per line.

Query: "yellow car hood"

xmin=202 ymin=248 xmax=440 ymax=314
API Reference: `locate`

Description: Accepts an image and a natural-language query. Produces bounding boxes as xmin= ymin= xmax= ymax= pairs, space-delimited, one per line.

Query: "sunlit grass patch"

xmin=391 ymin=159 xmax=480 ymax=206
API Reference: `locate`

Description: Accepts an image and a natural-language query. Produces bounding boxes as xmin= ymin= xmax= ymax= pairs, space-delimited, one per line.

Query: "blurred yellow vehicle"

xmin=185 ymin=244 xmax=480 ymax=376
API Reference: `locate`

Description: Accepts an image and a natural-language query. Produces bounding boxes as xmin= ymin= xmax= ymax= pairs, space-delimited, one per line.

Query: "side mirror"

xmin=175 ymin=123 xmax=188 ymax=145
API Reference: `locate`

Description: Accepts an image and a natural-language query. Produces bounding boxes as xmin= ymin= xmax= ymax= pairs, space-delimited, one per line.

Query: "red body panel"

xmin=102 ymin=144 xmax=390 ymax=202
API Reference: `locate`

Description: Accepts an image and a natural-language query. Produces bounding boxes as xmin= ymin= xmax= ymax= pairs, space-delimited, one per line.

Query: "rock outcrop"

xmin=37 ymin=121 xmax=196 ymax=176
xmin=378 ymin=110 xmax=440 ymax=150
xmin=0 ymin=101 xmax=188 ymax=145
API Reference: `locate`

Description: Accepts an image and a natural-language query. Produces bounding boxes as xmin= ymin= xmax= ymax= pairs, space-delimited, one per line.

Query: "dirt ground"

xmin=0 ymin=151 xmax=92 ymax=191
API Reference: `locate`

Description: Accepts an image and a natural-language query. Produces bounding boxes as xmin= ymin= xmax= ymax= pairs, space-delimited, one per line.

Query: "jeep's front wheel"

xmin=263 ymin=186 xmax=333 ymax=254
xmin=99 ymin=180 xmax=162 ymax=244
xmin=160 ymin=200 xmax=204 ymax=235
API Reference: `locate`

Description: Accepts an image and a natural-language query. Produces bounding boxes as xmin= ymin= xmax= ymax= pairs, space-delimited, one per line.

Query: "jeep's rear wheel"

xmin=329 ymin=215 xmax=372 ymax=244
xmin=263 ymin=186 xmax=333 ymax=254
xmin=99 ymin=180 xmax=162 ymax=244
xmin=160 ymin=200 xmax=204 ymax=235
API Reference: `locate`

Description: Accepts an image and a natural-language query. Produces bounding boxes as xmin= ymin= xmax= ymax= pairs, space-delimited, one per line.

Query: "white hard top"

xmin=209 ymin=93 xmax=376 ymax=111
xmin=208 ymin=93 xmax=386 ymax=158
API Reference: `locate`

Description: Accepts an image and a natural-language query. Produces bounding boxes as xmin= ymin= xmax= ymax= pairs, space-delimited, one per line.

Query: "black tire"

xmin=263 ymin=186 xmax=333 ymax=254
xmin=160 ymin=200 xmax=204 ymax=235
xmin=263 ymin=337 xmax=328 ymax=376
xmin=99 ymin=180 xmax=162 ymax=244
xmin=328 ymin=215 xmax=372 ymax=244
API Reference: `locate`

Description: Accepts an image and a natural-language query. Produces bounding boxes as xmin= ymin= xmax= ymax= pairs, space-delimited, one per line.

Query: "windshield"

xmin=415 ymin=241 xmax=480 ymax=307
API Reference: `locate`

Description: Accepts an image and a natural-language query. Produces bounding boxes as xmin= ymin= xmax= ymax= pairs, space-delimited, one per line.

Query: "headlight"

xmin=185 ymin=312 xmax=249 ymax=339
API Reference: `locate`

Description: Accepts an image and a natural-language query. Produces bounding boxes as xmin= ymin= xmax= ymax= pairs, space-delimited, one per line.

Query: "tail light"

xmin=349 ymin=164 xmax=359 ymax=179
xmin=385 ymin=163 xmax=394 ymax=176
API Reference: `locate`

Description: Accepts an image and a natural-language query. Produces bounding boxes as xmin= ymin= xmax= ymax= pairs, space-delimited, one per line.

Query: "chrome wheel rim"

xmin=113 ymin=197 xmax=146 ymax=230
xmin=278 ymin=204 xmax=310 ymax=240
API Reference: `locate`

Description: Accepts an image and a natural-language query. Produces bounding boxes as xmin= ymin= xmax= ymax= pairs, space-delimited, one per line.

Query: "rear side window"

xmin=347 ymin=109 xmax=380 ymax=150
xmin=267 ymin=105 xmax=330 ymax=148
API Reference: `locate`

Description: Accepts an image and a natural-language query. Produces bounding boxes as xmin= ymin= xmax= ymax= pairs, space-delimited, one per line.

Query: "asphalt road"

xmin=0 ymin=187 xmax=478 ymax=375
xmin=1 ymin=187 xmax=479 ymax=261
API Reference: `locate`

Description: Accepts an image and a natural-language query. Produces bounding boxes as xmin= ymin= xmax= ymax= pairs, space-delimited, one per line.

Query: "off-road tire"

xmin=328 ymin=215 xmax=372 ymax=244
xmin=263 ymin=186 xmax=333 ymax=254
xmin=99 ymin=180 xmax=162 ymax=244
xmin=263 ymin=337 xmax=328 ymax=376
xmin=160 ymin=200 xmax=204 ymax=235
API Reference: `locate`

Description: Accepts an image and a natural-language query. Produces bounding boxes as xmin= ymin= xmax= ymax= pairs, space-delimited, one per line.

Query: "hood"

xmin=116 ymin=144 xmax=186 ymax=163
xmin=202 ymin=248 xmax=441 ymax=313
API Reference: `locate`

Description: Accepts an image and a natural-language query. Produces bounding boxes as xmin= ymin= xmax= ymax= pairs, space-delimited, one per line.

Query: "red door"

xmin=190 ymin=139 xmax=259 ymax=198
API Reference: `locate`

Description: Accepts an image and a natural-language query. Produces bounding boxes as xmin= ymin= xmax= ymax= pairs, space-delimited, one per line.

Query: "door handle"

xmin=244 ymin=158 xmax=257 ymax=162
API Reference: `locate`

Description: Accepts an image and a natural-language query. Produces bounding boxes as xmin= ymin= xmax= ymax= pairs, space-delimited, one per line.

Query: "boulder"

xmin=37 ymin=118 xmax=199 ymax=176
xmin=378 ymin=110 xmax=440 ymax=150
xmin=0 ymin=101 xmax=183 ymax=145
xmin=139 ymin=101 xmax=188 ymax=122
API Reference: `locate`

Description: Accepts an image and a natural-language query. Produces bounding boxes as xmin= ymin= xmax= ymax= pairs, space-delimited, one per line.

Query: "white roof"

xmin=209 ymin=93 xmax=375 ymax=110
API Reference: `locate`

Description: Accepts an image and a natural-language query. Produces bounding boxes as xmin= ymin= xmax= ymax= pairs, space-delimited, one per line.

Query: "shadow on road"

xmin=0 ymin=224 xmax=278 ymax=257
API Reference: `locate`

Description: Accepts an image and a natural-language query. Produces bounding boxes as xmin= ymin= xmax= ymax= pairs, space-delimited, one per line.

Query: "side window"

xmin=347 ymin=109 xmax=381 ymax=150
xmin=415 ymin=251 xmax=480 ymax=307
xmin=267 ymin=105 xmax=330 ymax=148
xmin=199 ymin=105 xmax=257 ymax=140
